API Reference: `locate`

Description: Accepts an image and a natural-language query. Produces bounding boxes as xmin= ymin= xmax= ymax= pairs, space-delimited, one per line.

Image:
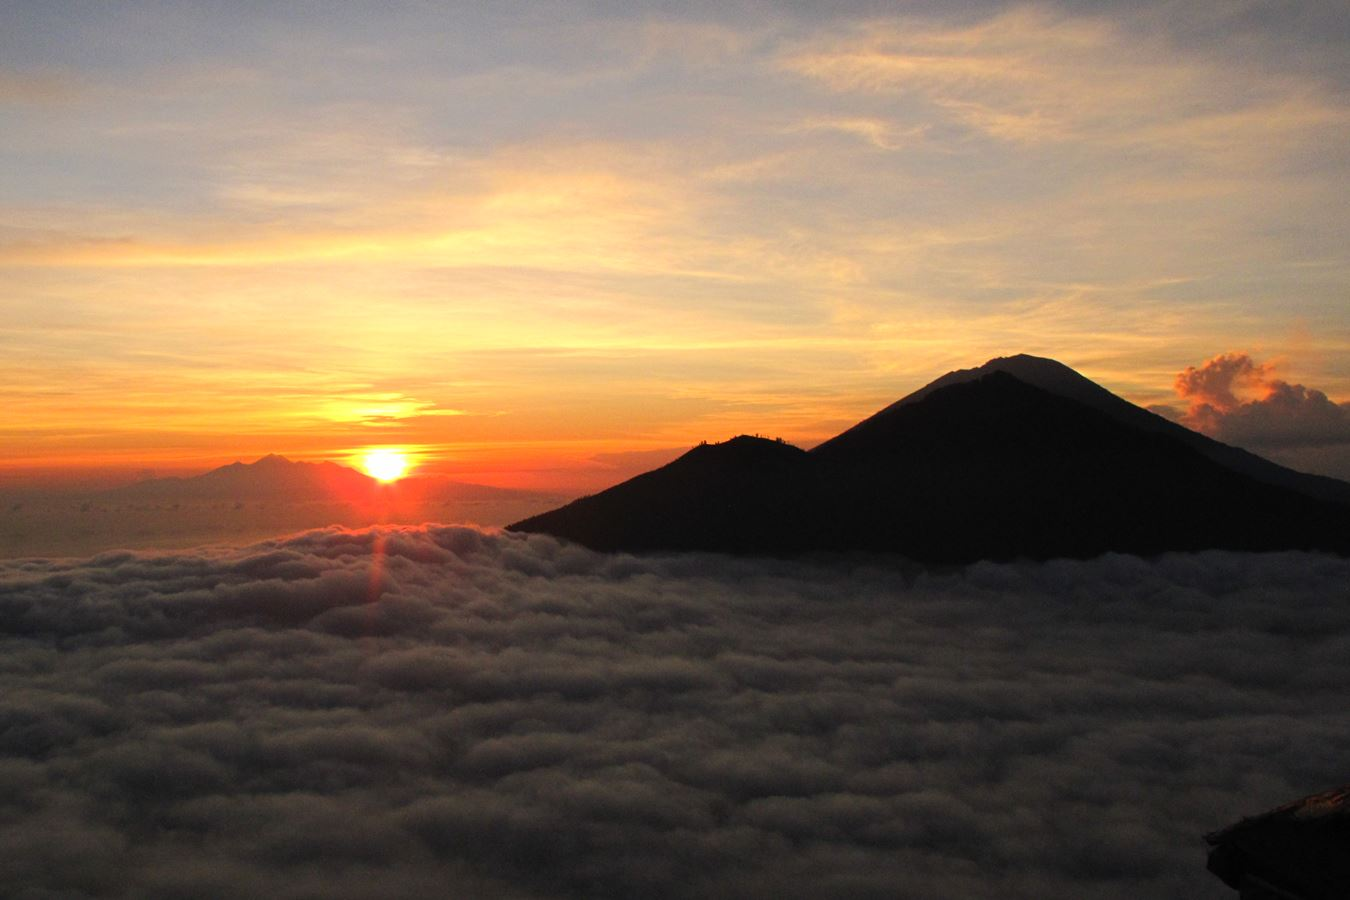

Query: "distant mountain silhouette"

xmin=511 ymin=359 xmax=1350 ymax=563
xmin=106 ymin=455 xmax=538 ymax=504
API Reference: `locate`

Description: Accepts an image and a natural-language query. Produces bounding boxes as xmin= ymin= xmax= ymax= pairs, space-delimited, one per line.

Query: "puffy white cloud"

xmin=2 ymin=525 xmax=1347 ymax=898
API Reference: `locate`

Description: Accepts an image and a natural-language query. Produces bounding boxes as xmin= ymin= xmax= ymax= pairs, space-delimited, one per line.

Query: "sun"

xmin=362 ymin=449 xmax=410 ymax=483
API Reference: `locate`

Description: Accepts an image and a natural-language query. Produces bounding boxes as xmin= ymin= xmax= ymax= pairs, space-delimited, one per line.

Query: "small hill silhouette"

xmin=506 ymin=436 xmax=819 ymax=555
xmin=510 ymin=359 xmax=1350 ymax=563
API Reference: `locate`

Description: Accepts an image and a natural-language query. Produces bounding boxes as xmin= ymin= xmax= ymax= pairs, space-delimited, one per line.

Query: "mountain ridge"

xmin=854 ymin=354 xmax=1350 ymax=504
xmin=510 ymin=358 xmax=1350 ymax=562
xmin=104 ymin=455 xmax=543 ymax=503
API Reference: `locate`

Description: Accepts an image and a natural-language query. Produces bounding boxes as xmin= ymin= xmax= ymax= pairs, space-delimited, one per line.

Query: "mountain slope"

xmin=811 ymin=372 xmax=1345 ymax=559
xmin=511 ymin=363 xmax=1350 ymax=563
xmin=510 ymin=436 xmax=820 ymax=555
xmin=844 ymin=354 xmax=1350 ymax=504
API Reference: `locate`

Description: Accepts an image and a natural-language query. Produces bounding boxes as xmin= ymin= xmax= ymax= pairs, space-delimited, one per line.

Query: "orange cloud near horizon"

xmin=1170 ymin=352 xmax=1350 ymax=457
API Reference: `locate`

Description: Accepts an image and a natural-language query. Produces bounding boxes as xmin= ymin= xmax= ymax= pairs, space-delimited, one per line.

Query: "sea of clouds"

xmin=2 ymin=525 xmax=1347 ymax=899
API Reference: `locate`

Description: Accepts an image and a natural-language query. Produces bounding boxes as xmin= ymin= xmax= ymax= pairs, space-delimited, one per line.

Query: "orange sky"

xmin=3 ymin=3 xmax=1349 ymax=491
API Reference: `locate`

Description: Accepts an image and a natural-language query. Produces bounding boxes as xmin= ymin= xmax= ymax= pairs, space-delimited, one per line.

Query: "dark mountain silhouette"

xmin=510 ymin=359 xmax=1350 ymax=563
xmin=105 ymin=454 xmax=538 ymax=504
xmin=1206 ymin=784 xmax=1350 ymax=900
xmin=508 ymin=436 xmax=821 ymax=556
xmin=882 ymin=354 xmax=1350 ymax=504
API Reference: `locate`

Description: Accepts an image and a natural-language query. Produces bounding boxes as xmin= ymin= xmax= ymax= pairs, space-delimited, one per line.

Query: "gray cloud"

xmin=1206 ymin=381 xmax=1350 ymax=450
xmin=2 ymin=525 xmax=1348 ymax=898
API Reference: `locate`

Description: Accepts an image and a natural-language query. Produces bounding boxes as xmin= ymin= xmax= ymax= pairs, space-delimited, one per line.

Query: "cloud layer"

xmin=2 ymin=526 xmax=1347 ymax=898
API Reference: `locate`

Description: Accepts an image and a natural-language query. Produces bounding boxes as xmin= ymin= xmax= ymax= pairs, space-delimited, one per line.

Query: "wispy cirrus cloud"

xmin=779 ymin=6 xmax=1348 ymax=151
xmin=2 ymin=3 xmax=1348 ymax=478
xmin=786 ymin=116 xmax=928 ymax=150
xmin=0 ymin=68 xmax=80 ymax=104
xmin=319 ymin=393 xmax=466 ymax=428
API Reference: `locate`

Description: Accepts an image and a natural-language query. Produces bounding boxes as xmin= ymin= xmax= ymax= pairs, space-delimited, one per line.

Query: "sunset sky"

xmin=5 ymin=1 xmax=1349 ymax=489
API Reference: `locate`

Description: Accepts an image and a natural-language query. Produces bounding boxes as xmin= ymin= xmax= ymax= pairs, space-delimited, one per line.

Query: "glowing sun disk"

xmin=362 ymin=449 xmax=409 ymax=482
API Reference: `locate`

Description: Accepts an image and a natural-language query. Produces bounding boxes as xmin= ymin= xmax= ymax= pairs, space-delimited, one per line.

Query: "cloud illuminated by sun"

xmin=361 ymin=449 xmax=410 ymax=482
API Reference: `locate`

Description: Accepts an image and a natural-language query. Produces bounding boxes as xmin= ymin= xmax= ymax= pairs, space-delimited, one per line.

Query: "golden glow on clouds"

xmin=782 ymin=7 xmax=1348 ymax=150
xmin=1 ymin=3 xmax=1348 ymax=485
xmin=320 ymin=395 xmax=464 ymax=428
